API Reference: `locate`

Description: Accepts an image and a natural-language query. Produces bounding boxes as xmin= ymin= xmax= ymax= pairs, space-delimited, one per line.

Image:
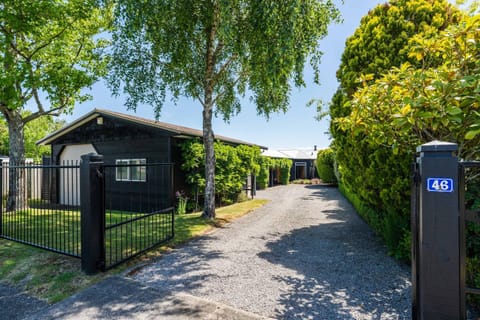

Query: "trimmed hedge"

xmin=316 ymin=148 xmax=337 ymax=184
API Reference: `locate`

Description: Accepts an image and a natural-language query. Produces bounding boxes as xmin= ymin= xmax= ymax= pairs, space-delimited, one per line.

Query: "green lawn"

xmin=0 ymin=199 xmax=268 ymax=303
xmin=1 ymin=208 xmax=174 ymax=267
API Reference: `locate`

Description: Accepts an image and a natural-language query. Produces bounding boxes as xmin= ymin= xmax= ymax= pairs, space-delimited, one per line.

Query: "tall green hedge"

xmin=256 ymin=157 xmax=292 ymax=188
xmin=333 ymin=13 xmax=480 ymax=262
xmin=257 ymin=156 xmax=271 ymax=189
xmin=316 ymin=148 xmax=336 ymax=184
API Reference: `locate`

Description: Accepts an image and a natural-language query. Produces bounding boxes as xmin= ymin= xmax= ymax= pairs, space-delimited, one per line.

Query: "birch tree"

xmin=110 ymin=0 xmax=340 ymax=218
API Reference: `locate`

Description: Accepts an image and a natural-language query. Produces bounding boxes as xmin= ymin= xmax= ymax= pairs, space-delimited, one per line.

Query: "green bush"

xmin=180 ymin=140 xmax=261 ymax=206
xmin=273 ymin=158 xmax=292 ymax=185
xmin=257 ymin=156 xmax=271 ymax=189
xmin=316 ymin=148 xmax=337 ymax=184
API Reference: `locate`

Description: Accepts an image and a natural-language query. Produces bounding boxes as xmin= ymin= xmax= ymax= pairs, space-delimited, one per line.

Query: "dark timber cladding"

xmin=48 ymin=115 xmax=170 ymax=212
xmin=37 ymin=109 xmax=266 ymax=212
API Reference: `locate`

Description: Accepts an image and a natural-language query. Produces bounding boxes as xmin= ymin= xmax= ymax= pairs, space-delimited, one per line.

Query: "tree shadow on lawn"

xmin=259 ymin=185 xmax=411 ymax=319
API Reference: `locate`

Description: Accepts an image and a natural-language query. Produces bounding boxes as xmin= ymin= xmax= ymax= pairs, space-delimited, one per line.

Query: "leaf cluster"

xmin=329 ymin=0 xmax=474 ymax=259
xmin=0 ymin=0 xmax=112 ymax=118
xmin=0 ymin=114 xmax=65 ymax=160
xmin=257 ymin=156 xmax=292 ymax=188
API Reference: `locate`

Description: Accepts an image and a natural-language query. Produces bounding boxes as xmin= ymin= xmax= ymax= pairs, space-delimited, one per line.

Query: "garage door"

xmin=59 ymin=144 xmax=96 ymax=206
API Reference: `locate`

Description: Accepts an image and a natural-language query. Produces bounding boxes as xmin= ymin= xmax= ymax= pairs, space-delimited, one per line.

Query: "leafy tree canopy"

xmin=330 ymin=0 xmax=461 ymax=120
xmin=337 ymin=13 xmax=480 ymax=158
xmin=110 ymin=0 xmax=340 ymax=119
xmin=333 ymin=11 xmax=479 ymax=260
xmin=0 ymin=0 xmax=111 ymax=119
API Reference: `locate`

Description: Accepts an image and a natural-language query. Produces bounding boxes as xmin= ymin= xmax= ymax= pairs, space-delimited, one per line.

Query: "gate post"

xmin=414 ymin=141 xmax=461 ymax=320
xmin=80 ymin=153 xmax=105 ymax=275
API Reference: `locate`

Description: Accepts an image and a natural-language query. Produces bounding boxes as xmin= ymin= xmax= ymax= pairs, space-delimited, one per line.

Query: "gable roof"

xmin=37 ymin=108 xmax=267 ymax=149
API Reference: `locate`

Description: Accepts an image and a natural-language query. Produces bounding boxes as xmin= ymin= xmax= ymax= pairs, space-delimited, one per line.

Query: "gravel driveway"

xmin=133 ymin=184 xmax=411 ymax=319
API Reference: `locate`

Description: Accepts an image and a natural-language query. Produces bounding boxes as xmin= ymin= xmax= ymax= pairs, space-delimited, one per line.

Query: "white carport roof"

xmin=262 ymin=148 xmax=320 ymax=160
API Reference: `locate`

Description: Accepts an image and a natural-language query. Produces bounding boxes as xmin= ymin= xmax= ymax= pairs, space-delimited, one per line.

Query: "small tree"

xmin=110 ymin=0 xmax=341 ymax=218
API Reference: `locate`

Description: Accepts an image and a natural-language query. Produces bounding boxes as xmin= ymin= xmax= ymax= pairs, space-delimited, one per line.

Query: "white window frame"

xmin=115 ymin=159 xmax=146 ymax=182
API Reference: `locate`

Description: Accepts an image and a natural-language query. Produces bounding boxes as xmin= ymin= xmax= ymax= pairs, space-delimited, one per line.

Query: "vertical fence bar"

xmin=459 ymin=163 xmax=466 ymax=319
xmin=80 ymin=153 xmax=105 ymax=275
xmin=0 ymin=160 xmax=3 ymax=237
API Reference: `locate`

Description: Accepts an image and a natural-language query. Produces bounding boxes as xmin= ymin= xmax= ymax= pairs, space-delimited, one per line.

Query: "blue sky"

xmin=64 ymin=0 xmax=458 ymax=150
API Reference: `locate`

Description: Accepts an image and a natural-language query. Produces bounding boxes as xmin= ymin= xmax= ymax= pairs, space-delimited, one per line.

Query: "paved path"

xmin=134 ymin=184 xmax=411 ymax=319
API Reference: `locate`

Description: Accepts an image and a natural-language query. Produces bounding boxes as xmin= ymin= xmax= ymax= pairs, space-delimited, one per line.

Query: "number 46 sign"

xmin=427 ymin=178 xmax=454 ymax=193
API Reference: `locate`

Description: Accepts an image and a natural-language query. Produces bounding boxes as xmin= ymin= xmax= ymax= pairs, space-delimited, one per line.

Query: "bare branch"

xmin=22 ymin=105 xmax=67 ymax=124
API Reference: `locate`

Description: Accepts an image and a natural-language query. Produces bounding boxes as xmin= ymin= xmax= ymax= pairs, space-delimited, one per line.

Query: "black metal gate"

xmin=80 ymin=154 xmax=175 ymax=273
xmin=102 ymin=162 xmax=175 ymax=270
xmin=0 ymin=162 xmax=82 ymax=258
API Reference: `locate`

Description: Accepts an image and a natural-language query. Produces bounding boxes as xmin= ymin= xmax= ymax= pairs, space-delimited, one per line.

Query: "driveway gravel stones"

xmin=133 ymin=184 xmax=411 ymax=319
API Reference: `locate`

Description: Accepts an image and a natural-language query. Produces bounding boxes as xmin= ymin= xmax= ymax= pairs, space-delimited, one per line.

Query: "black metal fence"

xmin=459 ymin=161 xmax=480 ymax=315
xmin=0 ymin=162 xmax=81 ymax=258
xmin=0 ymin=157 xmax=175 ymax=273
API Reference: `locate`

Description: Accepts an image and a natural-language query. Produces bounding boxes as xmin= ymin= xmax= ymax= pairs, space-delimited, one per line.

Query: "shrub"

xmin=316 ymin=148 xmax=337 ymax=184
xmin=180 ymin=140 xmax=261 ymax=206
xmin=274 ymin=158 xmax=292 ymax=185
xmin=257 ymin=156 xmax=271 ymax=189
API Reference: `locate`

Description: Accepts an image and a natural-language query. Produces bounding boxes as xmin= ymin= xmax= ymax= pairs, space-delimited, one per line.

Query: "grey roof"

xmin=37 ymin=108 xmax=267 ymax=149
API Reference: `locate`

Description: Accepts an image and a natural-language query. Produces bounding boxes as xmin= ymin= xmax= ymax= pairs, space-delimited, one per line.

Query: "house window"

xmin=116 ymin=159 xmax=146 ymax=182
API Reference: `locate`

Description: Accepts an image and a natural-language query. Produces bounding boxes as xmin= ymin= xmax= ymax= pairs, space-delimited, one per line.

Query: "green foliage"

xmin=110 ymin=0 xmax=340 ymax=118
xmin=0 ymin=0 xmax=111 ymax=165
xmin=256 ymin=157 xmax=293 ymax=187
xmin=0 ymin=0 xmax=111 ymax=112
xmin=180 ymin=140 xmax=261 ymax=205
xmin=328 ymin=0 xmax=467 ymax=259
xmin=273 ymin=158 xmax=293 ymax=185
xmin=0 ymin=115 xmax=65 ymax=160
xmin=257 ymin=156 xmax=272 ymax=189
xmin=280 ymin=166 xmax=290 ymax=185
xmin=316 ymin=148 xmax=337 ymax=184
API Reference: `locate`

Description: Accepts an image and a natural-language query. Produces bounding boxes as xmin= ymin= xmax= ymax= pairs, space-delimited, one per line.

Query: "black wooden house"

xmin=37 ymin=109 xmax=265 ymax=211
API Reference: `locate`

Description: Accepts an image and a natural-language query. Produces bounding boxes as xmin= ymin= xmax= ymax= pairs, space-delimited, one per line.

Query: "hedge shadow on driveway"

xmin=258 ymin=185 xmax=411 ymax=319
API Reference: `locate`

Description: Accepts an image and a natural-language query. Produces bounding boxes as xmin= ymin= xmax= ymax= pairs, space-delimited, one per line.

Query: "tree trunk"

xmin=202 ymin=103 xmax=216 ymax=219
xmin=6 ymin=111 xmax=27 ymax=211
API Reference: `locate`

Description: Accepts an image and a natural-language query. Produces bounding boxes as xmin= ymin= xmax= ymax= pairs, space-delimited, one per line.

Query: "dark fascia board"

xmin=37 ymin=108 xmax=268 ymax=150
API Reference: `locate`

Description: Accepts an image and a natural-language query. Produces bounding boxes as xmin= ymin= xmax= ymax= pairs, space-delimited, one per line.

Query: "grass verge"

xmin=0 ymin=198 xmax=268 ymax=303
